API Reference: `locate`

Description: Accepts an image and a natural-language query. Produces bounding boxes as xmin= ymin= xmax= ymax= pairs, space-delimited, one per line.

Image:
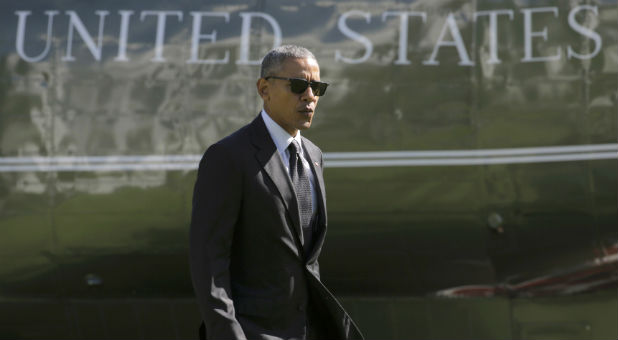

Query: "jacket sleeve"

xmin=189 ymin=143 xmax=246 ymax=340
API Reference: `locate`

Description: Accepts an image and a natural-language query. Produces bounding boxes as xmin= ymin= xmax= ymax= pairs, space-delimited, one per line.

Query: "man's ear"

xmin=256 ymin=78 xmax=269 ymax=101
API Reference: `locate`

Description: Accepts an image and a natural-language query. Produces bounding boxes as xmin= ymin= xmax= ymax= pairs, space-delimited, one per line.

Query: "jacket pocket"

xmin=234 ymin=296 xmax=278 ymax=318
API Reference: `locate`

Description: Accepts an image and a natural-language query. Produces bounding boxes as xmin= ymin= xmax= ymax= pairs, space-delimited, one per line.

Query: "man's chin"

xmin=298 ymin=122 xmax=312 ymax=131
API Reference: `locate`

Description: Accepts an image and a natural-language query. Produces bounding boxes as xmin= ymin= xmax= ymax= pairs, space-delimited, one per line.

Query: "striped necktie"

xmin=288 ymin=140 xmax=313 ymax=251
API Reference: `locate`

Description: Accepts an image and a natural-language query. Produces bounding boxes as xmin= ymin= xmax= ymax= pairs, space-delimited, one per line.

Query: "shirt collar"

xmin=261 ymin=110 xmax=303 ymax=155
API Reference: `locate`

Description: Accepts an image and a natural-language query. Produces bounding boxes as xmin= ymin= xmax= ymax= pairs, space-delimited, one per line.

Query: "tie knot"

xmin=288 ymin=140 xmax=300 ymax=155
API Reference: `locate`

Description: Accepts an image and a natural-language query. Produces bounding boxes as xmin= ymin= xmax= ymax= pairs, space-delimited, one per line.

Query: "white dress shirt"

xmin=261 ymin=110 xmax=318 ymax=217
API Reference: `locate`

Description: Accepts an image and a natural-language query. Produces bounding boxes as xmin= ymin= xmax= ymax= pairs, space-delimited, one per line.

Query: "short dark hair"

xmin=260 ymin=45 xmax=316 ymax=78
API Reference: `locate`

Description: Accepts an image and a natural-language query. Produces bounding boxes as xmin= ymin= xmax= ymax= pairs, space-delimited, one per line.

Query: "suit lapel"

xmin=249 ymin=116 xmax=304 ymax=250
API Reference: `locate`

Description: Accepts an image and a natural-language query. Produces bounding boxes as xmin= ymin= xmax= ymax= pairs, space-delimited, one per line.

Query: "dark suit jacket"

xmin=190 ymin=114 xmax=363 ymax=340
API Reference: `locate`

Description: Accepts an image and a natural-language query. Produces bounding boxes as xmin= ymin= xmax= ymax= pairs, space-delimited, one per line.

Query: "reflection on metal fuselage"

xmin=0 ymin=0 xmax=616 ymax=339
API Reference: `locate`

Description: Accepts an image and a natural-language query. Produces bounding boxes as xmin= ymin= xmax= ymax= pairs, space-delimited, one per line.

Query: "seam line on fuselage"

xmin=0 ymin=144 xmax=616 ymax=172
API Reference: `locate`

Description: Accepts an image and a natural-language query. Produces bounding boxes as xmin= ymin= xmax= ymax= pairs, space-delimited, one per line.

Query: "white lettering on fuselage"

xmin=13 ymin=6 xmax=603 ymax=65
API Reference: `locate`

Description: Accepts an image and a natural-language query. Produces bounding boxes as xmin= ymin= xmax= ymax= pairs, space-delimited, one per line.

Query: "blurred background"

xmin=0 ymin=0 xmax=616 ymax=339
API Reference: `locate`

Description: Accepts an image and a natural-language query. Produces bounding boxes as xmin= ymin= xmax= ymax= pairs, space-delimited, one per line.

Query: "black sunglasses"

xmin=265 ymin=76 xmax=329 ymax=96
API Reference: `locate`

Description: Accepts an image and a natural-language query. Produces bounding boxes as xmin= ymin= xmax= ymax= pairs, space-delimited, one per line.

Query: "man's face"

xmin=257 ymin=57 xmax=321 ymax=136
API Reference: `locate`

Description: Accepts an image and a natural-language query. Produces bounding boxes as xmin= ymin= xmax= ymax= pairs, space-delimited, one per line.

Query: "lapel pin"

xmin=314 ymin=161 xmax=319 ymax=167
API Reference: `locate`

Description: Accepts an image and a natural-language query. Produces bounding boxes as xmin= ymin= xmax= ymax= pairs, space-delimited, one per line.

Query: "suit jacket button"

xmin=297 ymin=303 xmax=305 ymax=312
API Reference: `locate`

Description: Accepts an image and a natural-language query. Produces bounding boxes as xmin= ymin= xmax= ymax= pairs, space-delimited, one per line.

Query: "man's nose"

xmin=300 ymin=85 xmax=317 ymax=101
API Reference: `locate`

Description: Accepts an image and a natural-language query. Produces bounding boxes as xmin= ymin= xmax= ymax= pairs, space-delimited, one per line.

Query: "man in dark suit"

xmin=189 ymin=45 xmax=363 ymax=340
